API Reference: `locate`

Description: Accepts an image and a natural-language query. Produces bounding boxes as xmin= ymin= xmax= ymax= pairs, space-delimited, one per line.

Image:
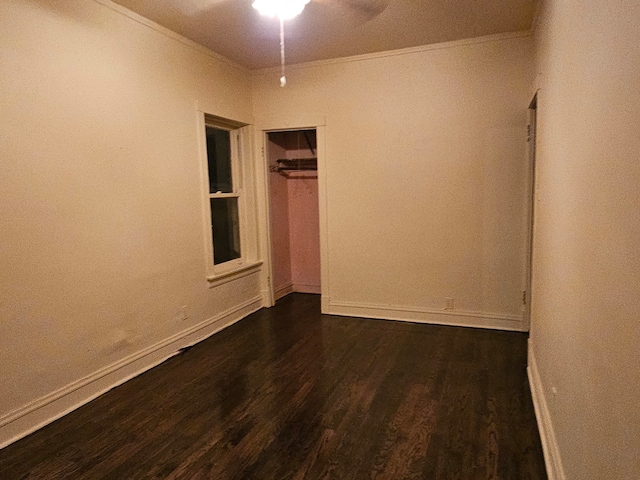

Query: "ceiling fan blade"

xmin=314 ymin=0 xmax=389 ymax=20
xmin=175 ymin=0 xmax=231 ymax=16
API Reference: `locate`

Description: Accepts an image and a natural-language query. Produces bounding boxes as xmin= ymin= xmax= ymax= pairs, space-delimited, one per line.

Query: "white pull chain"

xmin=279 ymin=17 xmax=286 ymax=87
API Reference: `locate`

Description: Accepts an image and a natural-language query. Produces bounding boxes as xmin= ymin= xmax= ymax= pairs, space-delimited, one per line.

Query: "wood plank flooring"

xmin=0 ymin=294 xmax=547 ymax=479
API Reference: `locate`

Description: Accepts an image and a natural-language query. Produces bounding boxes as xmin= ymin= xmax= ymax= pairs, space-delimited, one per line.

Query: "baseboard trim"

xmin=328 ymin=300 xmax=524 ymax=331
xmin=0 ymin=296 xmax=263 ymax=449
xmin=321 ymin=294 xmax=330 ymax=313
xmin=292 ymin=283 xmax=321 ymax=294
xmin=527 ymin=341 xmax=566 ymax=480
xmin=274 ymin=283 xmax=294 ymax=301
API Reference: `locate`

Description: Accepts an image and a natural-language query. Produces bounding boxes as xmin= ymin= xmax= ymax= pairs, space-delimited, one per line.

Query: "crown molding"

xmin=254 ymin=30 xmax=533 ymax=75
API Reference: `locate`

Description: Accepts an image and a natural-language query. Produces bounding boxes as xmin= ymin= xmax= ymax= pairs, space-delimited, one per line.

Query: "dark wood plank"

xmin=0 ymin=294 xmax=547 ymax=479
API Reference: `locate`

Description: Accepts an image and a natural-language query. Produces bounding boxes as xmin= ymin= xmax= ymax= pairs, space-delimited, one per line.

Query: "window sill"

xmin=207 ymin=261 xmax=263 ymax=288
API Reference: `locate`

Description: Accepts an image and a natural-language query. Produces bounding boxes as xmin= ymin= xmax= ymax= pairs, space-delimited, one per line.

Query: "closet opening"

xmin=266 ymin=129 xmax=321 ymax=302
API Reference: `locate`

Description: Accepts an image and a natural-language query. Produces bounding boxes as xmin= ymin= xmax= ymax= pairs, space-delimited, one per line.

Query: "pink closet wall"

xmin=268 ymin=131 xmax=320 ymax=299
xmin=288 ymin=177 xmax=321 ymax=294
xmin=268 ymin=139 xmax=292 ymax=298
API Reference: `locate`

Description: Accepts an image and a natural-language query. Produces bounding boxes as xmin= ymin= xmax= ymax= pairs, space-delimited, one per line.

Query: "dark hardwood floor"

xmin=0 ymin=294 xmax=546 ymax=479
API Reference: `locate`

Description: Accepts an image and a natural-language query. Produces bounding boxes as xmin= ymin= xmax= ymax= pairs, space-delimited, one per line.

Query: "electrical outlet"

xmin=445 ymin=297 xmax=454 ymax=310
xmin=178 ymin=305 xmax=188 ymax=321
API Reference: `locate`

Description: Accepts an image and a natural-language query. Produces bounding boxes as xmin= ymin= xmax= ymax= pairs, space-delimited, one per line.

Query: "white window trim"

xmin=206 ymin=260 xmax=263 ymax=288
xmin=198 ymin=112 xmax=256 ymax=286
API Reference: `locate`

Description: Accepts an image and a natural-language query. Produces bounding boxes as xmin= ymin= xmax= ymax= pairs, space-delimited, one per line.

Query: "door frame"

xmin=254 ymin=122 xmax=329 ymax=311
xmin=523 ymin=93 xmax=538 ymax=331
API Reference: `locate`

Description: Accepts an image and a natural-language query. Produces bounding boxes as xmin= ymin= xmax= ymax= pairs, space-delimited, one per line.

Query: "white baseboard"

xmin=261 ymin=287 xmax=272 ymax=307
xmin=274 ymin=283 xmax=293 ymax=301
xmin=321 ymin=294 xmax=330 ymax=313
xmin=292 ymin=283 xmax=321 ymax=295
xmin=528 ymin=341 xmax=566 ymax=480
xmin=274 ymin=283 xmax=321 ymax=299
xmin=328 ymin=300 xmax=525 ymax=331
xmin=0 ymin=296 xmax=263 ymax=449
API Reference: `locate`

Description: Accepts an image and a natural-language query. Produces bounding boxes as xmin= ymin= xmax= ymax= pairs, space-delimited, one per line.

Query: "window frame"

xmin=199 ymin=113 xmax=249 ymax=281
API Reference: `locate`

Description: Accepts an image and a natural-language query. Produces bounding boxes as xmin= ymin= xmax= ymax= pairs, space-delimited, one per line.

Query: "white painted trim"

xmin=92 ymin=0 xmax=248 ymax=73
xmin=0 ymin=296 xmax=262 ymax=449
xmin=260 ymin=287 xmax=271 ymax=306
xmin=198 ymin=116 xmax=256 ymax=282
xmin=316 ymin=126 xmax=330 ymax=314
xmin=328 ymin=300 xmax=525 ymax=331
xmin=254 ymin=130 xmax=275 ymax=308
xmin=321 ymin=294 xmax=330 ymax=312
xmin=206 ymin=261 xmax=263 ymax=288
xmin=292 ymin=284 xmax=321 ymax=295
xmin=253 ymin=31 xmax=532 ymax=75
xmin=522 ymin=96 xmax=539 ymax=333
xmin=528 ymin=341 xmax=566 ymax=480
xmin=274 ymin=283 xmax=294 ymax=301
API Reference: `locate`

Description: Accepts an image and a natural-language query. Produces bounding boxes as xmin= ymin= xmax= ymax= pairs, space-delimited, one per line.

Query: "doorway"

xmin=266 ymin=129 xmax=321 ymax=302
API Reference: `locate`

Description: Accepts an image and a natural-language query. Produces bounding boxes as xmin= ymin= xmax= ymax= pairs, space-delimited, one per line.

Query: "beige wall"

xmin=529 ymin=1 xmax=640 ymax=478
xmin=0 ymin=0 xmax=260 ymax=445
xmin=253 ymin=34 xmax=534 ymax=329
xmin=15 ymin=3 xmax=633 ymax=471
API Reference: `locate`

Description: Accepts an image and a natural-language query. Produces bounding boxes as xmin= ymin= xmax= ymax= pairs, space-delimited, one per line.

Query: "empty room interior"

xmin=1 ymin=0 xmax=638 ymax=479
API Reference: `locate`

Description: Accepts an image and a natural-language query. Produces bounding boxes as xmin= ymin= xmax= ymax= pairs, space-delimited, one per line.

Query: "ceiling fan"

xmin=179 ymin=0 xmax=387 ymax=20
xmin=178 ymin=0 xmax=389 ymax=86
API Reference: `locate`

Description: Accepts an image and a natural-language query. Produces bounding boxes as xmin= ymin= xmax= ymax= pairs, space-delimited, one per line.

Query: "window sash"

xmin=210 ymin=196 xmax=241 ymax=266
xmin=203 ymin=120 xmax=245 ymax=274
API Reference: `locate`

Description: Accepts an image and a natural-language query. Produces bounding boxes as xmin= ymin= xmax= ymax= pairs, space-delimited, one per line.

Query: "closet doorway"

xmin=267 ymin=129 xmax=321 ymax=302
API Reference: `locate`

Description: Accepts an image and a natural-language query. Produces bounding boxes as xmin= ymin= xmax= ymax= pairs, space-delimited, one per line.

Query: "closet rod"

xmin=269 ymin=158 xmax=317 ymax=174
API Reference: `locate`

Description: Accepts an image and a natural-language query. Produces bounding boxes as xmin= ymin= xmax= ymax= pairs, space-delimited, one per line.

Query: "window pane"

xmin=210 ymin=198 xmax=241 ymax=265
xmin=206 ymin=126 xmax=232 ymax=193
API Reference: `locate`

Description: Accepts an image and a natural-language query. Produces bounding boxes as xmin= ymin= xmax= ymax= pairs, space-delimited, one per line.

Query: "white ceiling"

xmin=112 ymin=0 xmax=537 ymax=70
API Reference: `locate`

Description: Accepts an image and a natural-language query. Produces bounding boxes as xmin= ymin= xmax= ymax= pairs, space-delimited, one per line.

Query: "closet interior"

xmin=267 ymin=129 xmax=321 ymax=301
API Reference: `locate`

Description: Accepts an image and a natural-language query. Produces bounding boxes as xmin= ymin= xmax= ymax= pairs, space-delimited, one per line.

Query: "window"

xmin=202 ymin=115 xmax=245 ymax=275
xmin=206 ymin=126 xmax=241 ymax=265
